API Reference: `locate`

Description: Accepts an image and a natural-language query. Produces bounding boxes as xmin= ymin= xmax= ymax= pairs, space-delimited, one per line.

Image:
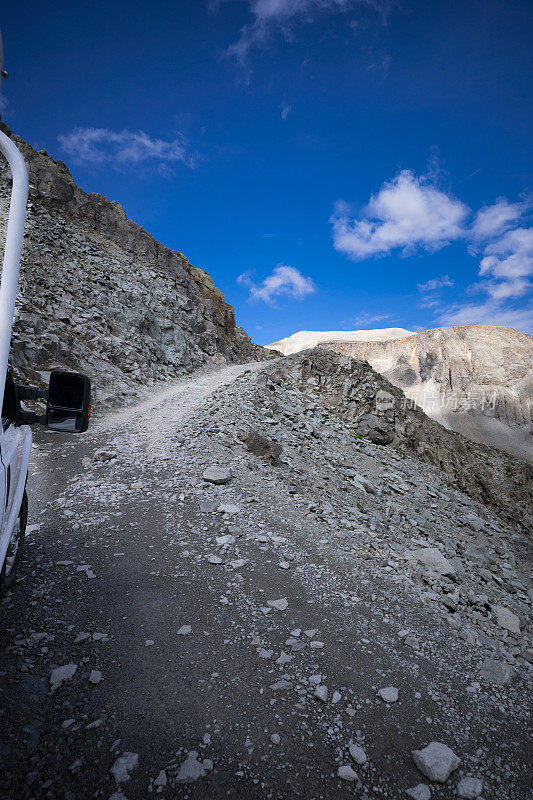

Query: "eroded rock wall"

xmin=0 ymin=123 xmax=266 ymax=406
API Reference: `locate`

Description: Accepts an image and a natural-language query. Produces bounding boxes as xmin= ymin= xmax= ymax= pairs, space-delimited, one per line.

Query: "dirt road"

xmin=1 ymin=361 xmax=530 ymax=800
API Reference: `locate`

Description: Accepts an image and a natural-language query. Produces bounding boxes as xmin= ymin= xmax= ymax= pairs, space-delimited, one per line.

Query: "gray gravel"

xmin=1 ymin=358 xmax=531 ymax=799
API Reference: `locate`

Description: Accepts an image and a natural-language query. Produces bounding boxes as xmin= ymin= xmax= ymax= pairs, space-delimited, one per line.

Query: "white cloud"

xmin=479 ymin=226 xmax=533 ymax=280
xmin=331 ymin=166 xmax=533 ymax=333
xmin=224 ymin=0 xmax=392 ymax=64
xmin=331 ymin=170 xmax=469 ymax=260
xmin=238 ymin=264 xmax=315 ymax=304
xmin=438 ymin=299 xmax=533 ymax=334
xmin=471 ymin=198 xmax=524 ymax=240
xmin=417 ymin=274 xmax=454 ymax=291
xmin=484 ymin=278 xmax=532 ymax=300
xmin=281 ymin=103 xmax=292 ymax=120
xmin=349 ymin=311 xmax=393 ymax=326
xmin=58 ymin=127 xmax=193 ymax=168
xmin=418 ymin=296 xmax=440 ymax=309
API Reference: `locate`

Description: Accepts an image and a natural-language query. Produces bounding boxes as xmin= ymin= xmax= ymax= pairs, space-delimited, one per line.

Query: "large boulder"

xmin=358 ymin=414 xmax=394 ymax=445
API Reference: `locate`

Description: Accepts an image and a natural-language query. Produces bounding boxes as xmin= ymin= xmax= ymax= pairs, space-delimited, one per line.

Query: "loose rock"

xmin=412 ymin=742 xmax=460 ymax=783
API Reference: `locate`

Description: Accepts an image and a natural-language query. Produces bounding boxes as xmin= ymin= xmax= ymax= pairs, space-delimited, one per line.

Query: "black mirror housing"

xmin=45 ymin=371 xmax=91 ymax=433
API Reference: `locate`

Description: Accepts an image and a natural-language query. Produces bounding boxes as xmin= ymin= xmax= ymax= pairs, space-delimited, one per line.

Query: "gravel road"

xmin=1 ymin=361 xmax=531 ymax=800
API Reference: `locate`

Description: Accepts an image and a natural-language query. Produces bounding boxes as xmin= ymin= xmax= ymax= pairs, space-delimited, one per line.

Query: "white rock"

xmin=267 ymin=597 xmax=288 ymax=611
xmin=177 ymin=625 xmax=192 ymax=636
xmin=314 ymin=685 xmax=328 ymax=702
xmin=332 ymin=690 xmax=342 ymax=704
xmin=154 ymin=770 xmax=167 ymax=788
xmin=478 ymin=657 xmax=512 ymax=685
xmin=270 ymin=733 xmax=281 ymax=745
xmin=412 ymin=548 xmax=455 ymax=576
xmin=377 ymin=686 xmax=398 ymax=703
xmin=89 ymin=670 xmax=102 ymax=684
xmin=457 ymin=776 xmax=483 ymax=798
xmin=110 ymin=752 xmax=139 ymax=785
xmin=412 ymin=742 xmax=460 ymax=783
xmin=50 ymin=663 xmax=77 ymax=689
xmin=176 ymin=751 xmax=213 ymax=783
xmin=349 ymin=744 xmax=367 ymax=764
xmin=202 ymin=466 xmax=231 ymax=484
xmin=276 ymin=651 xmax=292 ymax=665
xmin=406 ymin=785 xmax=431 ymax=800
xmin=216 ymin=534 xmax=235 ymax=546
xmin=493 ymin=605 xmax=520 ymax=634
xmin=207 ymin=554 xmax=223 ymax=564
xmin=217 ymin=503 xmax=240 ymax=515
xmin=338 ymin=764 xmax=358 ymax=781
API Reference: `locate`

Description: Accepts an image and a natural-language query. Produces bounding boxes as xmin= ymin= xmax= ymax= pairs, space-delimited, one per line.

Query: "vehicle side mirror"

xmin=45 ymin=371 xmax=91 ymax=433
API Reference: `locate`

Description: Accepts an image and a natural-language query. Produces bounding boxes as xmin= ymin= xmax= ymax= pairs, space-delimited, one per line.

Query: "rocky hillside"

xmin=269 ymin=326 xmax=533 ymax=463
xmin=0 ymin=123 xmax=267 ymax=407
xmin=258 ymin=349 xmax=533 ymax=533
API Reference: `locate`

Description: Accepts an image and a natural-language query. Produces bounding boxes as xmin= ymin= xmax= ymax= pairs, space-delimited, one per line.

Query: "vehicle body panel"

xmin=0 ymin=422 xmax=31 ymax=568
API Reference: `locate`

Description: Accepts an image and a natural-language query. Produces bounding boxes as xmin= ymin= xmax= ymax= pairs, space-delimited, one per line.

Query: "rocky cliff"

xmin=0 ymin=122 xmax=267 ymax=407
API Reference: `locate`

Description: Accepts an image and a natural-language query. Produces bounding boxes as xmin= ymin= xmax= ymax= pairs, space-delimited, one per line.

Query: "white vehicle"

xmin=0 ymin=31 xmax=91 ymax=594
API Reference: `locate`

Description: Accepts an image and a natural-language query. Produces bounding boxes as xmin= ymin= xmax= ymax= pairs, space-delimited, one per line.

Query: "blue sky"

xmin=1 ymin=0 xmax=532 ymax=341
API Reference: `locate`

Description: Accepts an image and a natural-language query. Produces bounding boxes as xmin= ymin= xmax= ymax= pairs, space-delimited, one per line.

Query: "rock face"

xmin=0 ymin=123 xmax=269 ymax=407
xmin=268 ymin=326 xmax=533 ymax=463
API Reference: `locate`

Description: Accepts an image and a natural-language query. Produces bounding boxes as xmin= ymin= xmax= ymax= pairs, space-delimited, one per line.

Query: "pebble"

xmin=267 ymin=598 xmax=288 ymax=611
xmin=349 ymin=744 xmax=367 ymax=764
xmin=412 ymin=742 xmax=460 ymax=782
xmin=50 ymin=663 xmax=77 ymax=690
xmin=377 ymin=686 xmax=398 ymax=703
xmin=493 ymin=604 xmax=521 ymax=634
xmin=406 ymin=785 xmax=431 ymax=800
xmin=176 ymin=751 xmax=213 ymax=783
xmin=202 ymin=466 xmax=231 ymax=484
xmin=457 ymin=776 xmax=483 ymax=798
xmin=88 ymin=670 xmax=102 ymax=684
xmin=314 ymin=685 xmax=328 ymax=702
xmin=110 ymin=752 xmax=139 ymax=785
xmin=412 ymin=547 xmax=455 ymax=576
xmin=177 ymin=625 xmax=192 ymax=635
xmin=154 ymin=770 xmax=167 ymax=788
xmin=478 ymin=657 xmax=512 ymax=685
xmin=338 ymin=764 xmax=358 ymax=781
